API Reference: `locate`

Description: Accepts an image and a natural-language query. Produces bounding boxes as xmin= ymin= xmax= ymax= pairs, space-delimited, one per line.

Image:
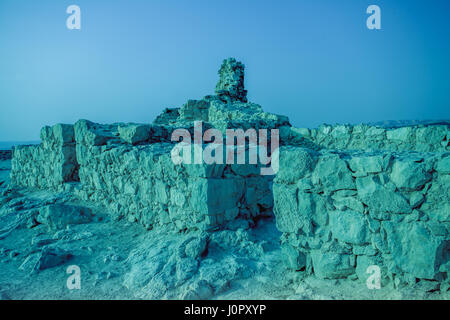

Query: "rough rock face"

xmin=10 ymin=59 xmax=281 ymax=232
xmin=11 ymin=124 xmax=79 ymax=189
xmin=19 ymin=247 xmax=72 ymax=274
xmin=75 ymin=139 xmax=272 ymax=231
xmin=37 ymin=204 xmax=93 ymax=231
xmin=274 ymin=148 xmax=449 ymax=285
xmin=215 ymin=58 xmax=247 ymax=103
xmin=8 ymin=58 xmax=450 ymax=291
xmin=296 ymin=123 xmax=449 ymax=152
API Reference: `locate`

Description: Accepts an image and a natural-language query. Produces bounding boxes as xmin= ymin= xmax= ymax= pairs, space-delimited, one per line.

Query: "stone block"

xmin=310 ymin=251 xmax=355 ymax=279
xmin=329 ymin=210 xmax=368 ymax=245
xmin=118 ymin=124 xmax=151 ymax=145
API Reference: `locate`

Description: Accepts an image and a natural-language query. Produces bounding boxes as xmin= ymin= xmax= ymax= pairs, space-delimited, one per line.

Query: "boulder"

xmin=37 ymin=204 xmax=93 ymax=231
xmin=276 ymin=147 xmax=316 ymax=183
xmin=184 ymin=235 xmax=208 ymax=259
xmin=390 ymin=159 xmax=431 ymax=191
xmin=118 ymin=124 xmax=151 ymax=145
xmin=386 ymin=127 xmax=413 ymax=142
xmin=435 ymin=154 xmax=450 ymax=174
xmin=74 ymin=119 xmax=118 ymax=146
xmin=310 ymin=251 xmax=355 ymax=279
xmin=273 ymin=184 xmax=302 ymax=233
xmin=19 ymin=247 xmax=72 ymax=273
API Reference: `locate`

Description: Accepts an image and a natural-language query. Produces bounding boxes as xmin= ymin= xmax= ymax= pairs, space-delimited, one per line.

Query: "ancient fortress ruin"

xmin=10 ymin=58 xmax=450 ymax=287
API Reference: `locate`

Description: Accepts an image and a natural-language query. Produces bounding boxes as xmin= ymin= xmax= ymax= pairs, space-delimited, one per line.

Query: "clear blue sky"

xmin=0 ymin=0 xmax=449 ymax=141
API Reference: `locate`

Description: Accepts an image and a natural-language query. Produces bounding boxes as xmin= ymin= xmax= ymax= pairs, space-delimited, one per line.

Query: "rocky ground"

xmin=0 ymin=159 xmax=448 ymax=300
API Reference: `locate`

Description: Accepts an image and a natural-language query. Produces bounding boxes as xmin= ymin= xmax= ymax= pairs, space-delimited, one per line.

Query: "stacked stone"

xmin=215 ymin=58 xmax=248 ymax=103
xmin=295 ymin=123 xmax=449 ymax=152
xmin=74 ymin=119 xmax=273 ymax=231
xmin=274 ymin=146 xmax=450 ymax=285
xmin=10 ymin=58 xmax=449 ymax=289
xmin=11 ymin=124 xmax=78 ymax=189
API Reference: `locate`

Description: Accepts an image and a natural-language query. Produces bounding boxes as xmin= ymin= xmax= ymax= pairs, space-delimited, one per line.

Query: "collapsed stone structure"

xmin=10 ymin=58 xmax=450 ymax=288
xmin=12 ymin=58 xmax=286 ymax=232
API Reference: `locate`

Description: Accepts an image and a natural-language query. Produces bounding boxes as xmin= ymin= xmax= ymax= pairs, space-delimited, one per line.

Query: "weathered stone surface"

xmin=215 ymin=58 xmax=247 ymax=103
xmin=74 ymin=119 xmax=118 ymax=147
xmin=312 ymin=153 xmax=354 ymax=192
xmin=331 ymin=192 xmax=364 ymax=213
xmin=348 ymin=154 xmax=385 ymax=176
xmin=356 ymin=175 xmax=411 ymax=213
xmin=11 ymin=123 xmax=79 ymax=189
xmin=435 ymin=154 xmax=450 ymax=174
xmin=281 ymin=243 xmax=306 ymax=270
xmin=73 ymin=139 xmax=272 ymax=231
xmin=310 ymin=251 xmax=355 ymax=279
xmin=276 ymin=147 xmax=316 ymax=183
xmin=299 ymin=123 xmax=449 ymax=152
xmin=383 ymin=222 xmax=449 ymax=279
xmin=273 ymin=184 xmax=302 ymax=233
xmin=274 ymin=147 xmax=449 ymax=284
xmin=179 ymin=100 xmax=210 ymax=122
xmin=19 ymin=247 xmax=72 ymax=273
xmin=37 ymin=204 xmax=93 ymax=231
xmin=118 ymin=124 xmax=151 ymax=145
xmin=390 ymin=159 xmax=431 ymax=191
xmin=8 ymin=58 xmax=450 ymax=292
xmin=329 ymin=210 xmax=368 ymax=245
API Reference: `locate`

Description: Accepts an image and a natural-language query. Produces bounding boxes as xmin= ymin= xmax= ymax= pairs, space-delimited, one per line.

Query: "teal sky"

xmin=0 ymin=0 xmax=449 ymax=141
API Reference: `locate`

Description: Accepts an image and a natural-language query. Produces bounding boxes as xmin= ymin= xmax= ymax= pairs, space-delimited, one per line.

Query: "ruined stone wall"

xmin=74 ymin=120 xmax=273 ymax=231
xmin=215 ymin=58 xmax=247 ymax=103
xmin=274 ymin=146 xmax=450 ymax=285
xmin=8 ymin=57 xmax=449 ymax=288
xmin=298 ymin=124 xmax=449 ymax=152
xmin=10 ymin=124 xmax=78 ymax=189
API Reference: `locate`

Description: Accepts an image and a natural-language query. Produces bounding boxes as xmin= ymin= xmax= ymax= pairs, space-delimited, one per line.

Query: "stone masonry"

xmin=9 ymin=58 xmax=450 ymax=287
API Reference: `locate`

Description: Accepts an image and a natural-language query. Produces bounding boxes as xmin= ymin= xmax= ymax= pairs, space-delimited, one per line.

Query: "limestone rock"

xmin=310 ymin=251 xmax=355 ymax=279
xmin=356 ymin=175 xmax=411 ymax=213
xmin=184 ymin=235 xmax=208 ymax=259
xmin=215 ymin=58 xmax=247 ymax=103
xmin=281 ymin=243 xmax=306 ymax=270
xmin=299 ymin=123 xmax=449 ymax=152
xmin=19 ymin=247 xmax=72 ymax=273
xmin=7 ymin=58 xmax=450 ymax=293
xmin=329 ymin=210 xmax=368 ymax=245
xmin=312 ymin=153 xmax=354 ymax=192
xmin=383 ymin=221 xmax=448 ymax=279
xmin=118 ymin=124 xmax=151 ymax=145
xmin=390 ymin=159 xmax=431 ymax=191
xmin=276 ymin=147 xmax=317 ymax=183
